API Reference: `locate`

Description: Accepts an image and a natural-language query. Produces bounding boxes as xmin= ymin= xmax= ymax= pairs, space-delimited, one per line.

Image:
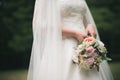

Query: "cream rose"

xmin=83 ymin=37 xmax=96 ymax=46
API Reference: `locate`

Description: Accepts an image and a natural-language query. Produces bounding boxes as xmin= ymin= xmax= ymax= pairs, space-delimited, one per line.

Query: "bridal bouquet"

xmin=72 ymin=37 xmax=111 ymax=71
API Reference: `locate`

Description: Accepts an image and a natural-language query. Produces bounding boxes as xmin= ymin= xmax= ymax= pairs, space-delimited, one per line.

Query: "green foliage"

xmin=1 ymin=0 xmax=34 ymax=53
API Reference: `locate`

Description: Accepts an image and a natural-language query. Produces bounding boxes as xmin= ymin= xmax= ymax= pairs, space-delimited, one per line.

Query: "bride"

xmin=27 ymin=0 xmax=114 ymax=80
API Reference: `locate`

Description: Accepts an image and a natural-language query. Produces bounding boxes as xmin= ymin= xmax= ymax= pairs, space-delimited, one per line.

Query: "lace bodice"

xmin=59 ymin=0 xmax=87 ymax=32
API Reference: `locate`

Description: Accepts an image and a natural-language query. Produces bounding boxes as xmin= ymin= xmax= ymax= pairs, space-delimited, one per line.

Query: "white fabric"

xmin=27 ymin=0 xmax=114 ymax=80
xmin=27 ymin=0 xmax=63 ymax=80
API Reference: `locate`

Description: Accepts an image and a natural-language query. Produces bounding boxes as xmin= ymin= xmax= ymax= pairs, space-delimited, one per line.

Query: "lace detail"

xmin=59 ymin=0 xmax=87 ymax=32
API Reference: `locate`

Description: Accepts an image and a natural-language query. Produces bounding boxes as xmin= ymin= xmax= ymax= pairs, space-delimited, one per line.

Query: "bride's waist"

xmin=62 ymin=21 xmax=85 ymax=30
xmin=62 ymin=18 xmax=85 ymax=28
xmin=62 ymin=36 xmax=78 ymax=43
xmin=62 ymin=18 xmax=86 ymax=39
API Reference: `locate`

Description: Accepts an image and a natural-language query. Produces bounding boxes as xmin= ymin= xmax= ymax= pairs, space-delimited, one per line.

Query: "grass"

xmin=0 ymin=70 xmax=27 ymax=80
xmin=110 ymin=62 xmax=120 ymax=80
xmin=0 ymin=62 xmax=119 ymax=80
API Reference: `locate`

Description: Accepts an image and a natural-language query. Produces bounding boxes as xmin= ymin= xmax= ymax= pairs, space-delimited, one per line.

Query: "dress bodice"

xmin=59 ymin=0 xmax=87 ymax=32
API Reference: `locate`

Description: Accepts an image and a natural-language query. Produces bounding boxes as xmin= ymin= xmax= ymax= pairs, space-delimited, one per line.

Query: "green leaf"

xmin=78 ymin=41 xmax=82 ymax=45
xmin=105 ymin=57 xmax=112 ymax=61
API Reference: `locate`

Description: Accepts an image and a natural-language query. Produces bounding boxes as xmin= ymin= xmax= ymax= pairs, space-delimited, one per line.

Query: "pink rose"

xmin=83 ymin=37 xmax=96 ymax=45
xmin=85 ymin=46 xmax=94 ymax=53
xmin=91 ymin=51 xmax=98 ymax=58
xmin=85 ymin=46 xmax=98 ymax=58
xmin=84 ymin=58 xmax=95 ymax=65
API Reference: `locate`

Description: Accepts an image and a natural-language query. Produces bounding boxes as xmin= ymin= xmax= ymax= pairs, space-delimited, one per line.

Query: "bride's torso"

xmin=59 ymin=0 xmax=87 ymax=33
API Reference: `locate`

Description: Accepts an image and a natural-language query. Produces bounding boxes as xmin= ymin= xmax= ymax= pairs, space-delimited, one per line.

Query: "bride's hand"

xmin=62 ymin=27 xmax=87 ymax=41
xmin=85 ymin=24 xmax=96 ymax=38
xmin=74 ymin=30 xmax=87 ymax=41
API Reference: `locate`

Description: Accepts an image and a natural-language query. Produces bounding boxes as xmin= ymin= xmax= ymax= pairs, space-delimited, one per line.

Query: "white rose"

xmin=97 ymin=40 xmax=104 ymax=47
xmin=97 ymin=40 xmax=107 ymax=53
xmin=77 ymin=44 xmax=85 ymax=53
xmin=72 ymin=54 xmax=79 ymax=63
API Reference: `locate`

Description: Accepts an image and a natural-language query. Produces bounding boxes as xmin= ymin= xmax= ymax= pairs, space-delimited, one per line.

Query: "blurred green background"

xmin=0 ymin=0 xmax=120 ymax=80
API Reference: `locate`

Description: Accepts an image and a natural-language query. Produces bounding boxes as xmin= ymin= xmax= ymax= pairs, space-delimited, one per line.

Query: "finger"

xmin=86 ymin=30 xmax=91 ymax=37
xmin=90 ymin=33 xmax=94 ymax=37
xmin=91 ymin=32 xmax=96 ymax=38
xmin=83 ymin=35 xmax=87 ymax=38
xmin=78 ymin=37 xmax=84 ymax=42
xmin=85 ymin=29 xmax=89 ymax=35
xmin=83 ymin=33 xmax=87 ymax=38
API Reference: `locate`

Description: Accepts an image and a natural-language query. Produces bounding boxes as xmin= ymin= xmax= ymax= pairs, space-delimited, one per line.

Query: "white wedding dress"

xmin=60 ymin=0 xmax=112 ymax=80
xmin=27 ymin=0 xmax=114 ymax=80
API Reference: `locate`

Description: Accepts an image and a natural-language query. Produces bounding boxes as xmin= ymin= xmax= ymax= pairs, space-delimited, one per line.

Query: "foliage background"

xmin=0 ymin=0 xmax=120 ymax=80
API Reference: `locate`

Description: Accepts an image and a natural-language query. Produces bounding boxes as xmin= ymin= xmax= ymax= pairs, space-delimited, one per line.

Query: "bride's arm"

xmin=62 ymin=27 xmax=87 ymax=41
xmin=62 ymin=27 xmax=76 ymax=37
xmin=85 ymin=24 xmax=96 ymax=37
xmin=83 ymin=16 xmax=96 ymax=38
